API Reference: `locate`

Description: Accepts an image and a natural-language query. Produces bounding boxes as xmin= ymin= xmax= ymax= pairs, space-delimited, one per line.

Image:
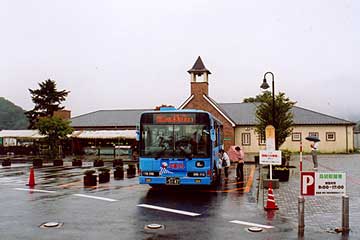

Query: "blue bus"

xmin=138 ymin=108 xmax=223 ymax=186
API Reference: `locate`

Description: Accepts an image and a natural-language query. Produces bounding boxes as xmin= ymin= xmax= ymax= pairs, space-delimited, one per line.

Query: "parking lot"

xmin=0 ymin=161 xmax=277 ymax=240
xmin=1 ymin=155 xmax=359 ymax=239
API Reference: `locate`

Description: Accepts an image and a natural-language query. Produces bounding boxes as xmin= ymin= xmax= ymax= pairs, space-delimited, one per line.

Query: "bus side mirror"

xmin=210 ymin=129 xmax=216 ymax=142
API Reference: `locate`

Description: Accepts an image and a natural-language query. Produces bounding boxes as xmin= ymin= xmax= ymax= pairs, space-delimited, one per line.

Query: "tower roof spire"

xmin=187 ymin=56 xmax=211 ymax=75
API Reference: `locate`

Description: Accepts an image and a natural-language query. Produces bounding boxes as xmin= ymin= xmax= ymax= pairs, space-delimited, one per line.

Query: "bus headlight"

xmin=142 ymin=171 xmax=159 ymax=176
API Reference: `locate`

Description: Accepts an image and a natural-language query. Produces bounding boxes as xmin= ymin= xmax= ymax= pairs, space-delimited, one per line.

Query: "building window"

xmin=242 ymin=133 xmax=251 ymax=146
xmin=292 ymin=132 xmax=302 ymax=142
xmin=258 ymin=132 xmax=266 ymax=145
xmin=308 ymin=132 xmax=319 ymax=138
xmin=326 ymin=132 xmax=336 ymax=141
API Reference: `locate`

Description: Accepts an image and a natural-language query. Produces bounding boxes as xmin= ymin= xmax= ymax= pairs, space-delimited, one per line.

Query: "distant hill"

xmin=0 ymin=97 xmax=29 ymax=129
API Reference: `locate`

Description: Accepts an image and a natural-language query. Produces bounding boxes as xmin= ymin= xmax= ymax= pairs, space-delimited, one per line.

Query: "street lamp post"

xmin=260 ymin=71 xmax=276 ymax=150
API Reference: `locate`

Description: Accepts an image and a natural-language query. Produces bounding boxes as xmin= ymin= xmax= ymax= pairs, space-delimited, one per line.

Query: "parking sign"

xmin=301 ymin=172 xmax=315 ymax=196
xmin=316 ymin=172 xmax=346 ymax=195
xmin=301 ymin=171 xmax=346 ymax=196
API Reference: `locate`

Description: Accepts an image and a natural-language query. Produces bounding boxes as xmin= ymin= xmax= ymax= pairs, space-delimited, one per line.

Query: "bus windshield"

xmin=141 ymin=124 xmax=210 ymax=158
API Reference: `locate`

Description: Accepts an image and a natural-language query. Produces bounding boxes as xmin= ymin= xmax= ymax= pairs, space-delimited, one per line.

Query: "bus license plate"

xmin=166 ymin=177 xmax=180 ymax=185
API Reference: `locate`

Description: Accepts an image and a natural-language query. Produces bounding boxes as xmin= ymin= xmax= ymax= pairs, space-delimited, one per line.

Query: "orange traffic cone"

xmin=264 ymin=182 xmax=278 ymax=211
xmin=27 ymin=167 xmax=36 ymax=187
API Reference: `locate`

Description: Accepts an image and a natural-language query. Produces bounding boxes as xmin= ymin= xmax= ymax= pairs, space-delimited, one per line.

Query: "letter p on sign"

xmin=301 ymin=172 xmax=315 ymax=196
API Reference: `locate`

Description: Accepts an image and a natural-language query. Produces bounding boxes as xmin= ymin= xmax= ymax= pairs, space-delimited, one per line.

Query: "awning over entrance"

xmin=0 ymin=130 xmax=137 ymax=140
xmin=71 ymin=130 xmax=137 ymax=139
xmin=0 ymin=130 xmax=45 ymax=139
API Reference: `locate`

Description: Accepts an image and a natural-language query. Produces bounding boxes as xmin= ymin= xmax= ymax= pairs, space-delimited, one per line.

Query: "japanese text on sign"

xmin=301 ymin=172 xmax=346 ymax=196
xmin=316 ymin=172 xmax=346 ymax=195
xmin=259 ymin=150 xmax=282 ymax=165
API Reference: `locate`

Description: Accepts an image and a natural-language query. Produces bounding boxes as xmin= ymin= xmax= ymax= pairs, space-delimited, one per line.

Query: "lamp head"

xmin=260 ymin=79 xmax=270 ymax=89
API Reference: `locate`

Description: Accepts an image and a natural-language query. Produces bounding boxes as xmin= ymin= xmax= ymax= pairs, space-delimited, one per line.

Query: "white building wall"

xmin=234 ymin=125 xmax=354 ymax=154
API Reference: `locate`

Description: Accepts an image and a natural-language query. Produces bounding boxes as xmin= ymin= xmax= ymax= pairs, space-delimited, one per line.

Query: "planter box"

xmin=94 ymin=160 xmax=104 ymax=167
xmin=2 ymin=158 xmax=11 ymax=166
xmin=113 ymin=159 xmax=124 ymax=167
xmin=114 ymin=168 xmax=124 ymax=180
xmin=272 ymin=168 xmax=290 ymax=182
xmin=72 ymin=159 xmax=82 ymax=167
xmin=84 ymin=175 xmax=97 ymax=186
xmin=99 ymin=172 xmax=110 ymax=183
xmin=127 ymin=164 xmax=136 ymax=177
xmin=33 ymin=158 xmax=43 ymax=167
xmin=54 ymin=159 xmax=63 ymax=166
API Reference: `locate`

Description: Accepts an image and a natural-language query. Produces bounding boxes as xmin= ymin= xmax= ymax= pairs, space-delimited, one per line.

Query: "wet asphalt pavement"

xmin=0 ymin=155 xmax=358 ymax=239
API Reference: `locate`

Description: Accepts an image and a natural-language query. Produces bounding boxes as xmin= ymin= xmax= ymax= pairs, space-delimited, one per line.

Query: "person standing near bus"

xmin=218 ymin=149 xmax=230 ymax=180
xmin=235 ymin=146 xmax=244 ymax=180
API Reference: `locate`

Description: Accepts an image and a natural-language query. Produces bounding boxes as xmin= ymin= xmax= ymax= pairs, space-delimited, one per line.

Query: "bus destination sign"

xmin=154 ymin=114 xmax=195 ymax=124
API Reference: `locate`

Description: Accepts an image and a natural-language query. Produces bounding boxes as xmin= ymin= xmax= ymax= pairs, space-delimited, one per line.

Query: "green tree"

xmin=26 ymin=79 xmax=69 ymax=129
xmin=36 ymin=116 xmax=73 ymax=159
xmin=243 ymin=91 xmax=272 ymax=103
xmin=245 ymin=91 xmax=295 ymax=150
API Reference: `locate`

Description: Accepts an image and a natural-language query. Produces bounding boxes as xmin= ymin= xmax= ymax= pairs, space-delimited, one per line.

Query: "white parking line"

xmin=0 ymin=171 xmax=25 ymax=177
xmin=230 ymin=220 xmax=274 ymax=229
xmin=14 ymin=188 xmax=56 ymax=193
xmin=137 ymin=204 xmax=201 ymax=217
xmin=73 ymin=194 xmax=118 ymax=202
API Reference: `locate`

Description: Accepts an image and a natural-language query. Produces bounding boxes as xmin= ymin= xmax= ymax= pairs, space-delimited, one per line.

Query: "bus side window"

xmin=214 ymin=123 xmax=218 ymax=145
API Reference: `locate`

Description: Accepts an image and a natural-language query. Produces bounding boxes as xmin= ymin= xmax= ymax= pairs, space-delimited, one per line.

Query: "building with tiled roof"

xmin=70 ymin=57 xmax=355 ymax=153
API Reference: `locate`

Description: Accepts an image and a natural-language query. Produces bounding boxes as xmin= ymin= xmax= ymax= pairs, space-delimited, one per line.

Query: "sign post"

xmin=299 ymin=141 xmax=303 ymax=172
xmin=265 ymin=125 xmax=276 ymax=179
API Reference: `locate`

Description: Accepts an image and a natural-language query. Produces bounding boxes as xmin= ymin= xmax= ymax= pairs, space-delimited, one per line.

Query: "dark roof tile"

xmin=187 ymin=56 xmax=211 ymax=74
xmin=70 ymin=103 xmax=354 ymax=128
xmin=219 ymin=103 xmax=354 ymax=125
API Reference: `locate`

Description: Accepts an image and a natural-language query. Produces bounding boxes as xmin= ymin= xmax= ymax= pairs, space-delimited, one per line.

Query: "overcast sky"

xmin=1 ymin=0 xmax=359 ymax=121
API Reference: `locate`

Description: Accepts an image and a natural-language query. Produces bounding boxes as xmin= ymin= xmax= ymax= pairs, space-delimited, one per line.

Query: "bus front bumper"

xmin=139 ymin=176 xmax=212 ymax=185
